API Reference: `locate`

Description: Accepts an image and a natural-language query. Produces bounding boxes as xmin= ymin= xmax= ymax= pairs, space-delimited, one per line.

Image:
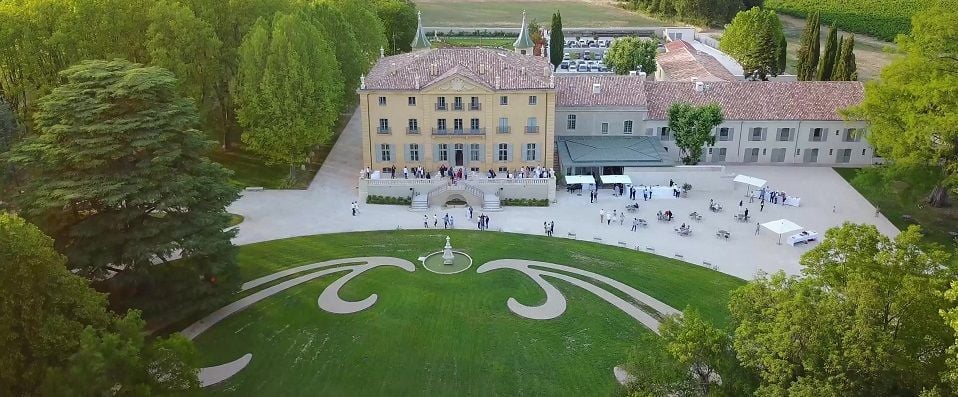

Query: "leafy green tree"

xmin=720 ymin=7 xmax=786 ymax=80
xmin=659 ymin=308 xmax=727 ymax=395
xmin=833 ymin=34 xmax=858 ymax=81
xmin=7 ymin=60 xmax=240 ymax=314
xmin=730 ymin=223 xmax=955 ymax=396
xmin=235 ymin=12 xmax=344 ymax=180
xmin=796 ymin=11 xmax=821 ymax=81
xmin=623 ymin=334 xmax=698 ymax=397
xmin=818 ymin=24 xmax=839 ymax=81
xmin=0 ymin=99 xmax=15 ymax=154
xmin=844 ymin=8 xmax=957 ymax=207
xmin=550 ymin=12 xmax=564 ymax=70
xmin=304 ymin=2 xmax=364 ymax=108
xmin=668 ymin=102 xmax=724 ymax=165
xmin=605 ymin=36 xmax=658 ymax=75
xmin=944 ymin=282 xmax=958 ymax=391
xmin=331 ymin=0 xmax=388 ymax=67
xmin=374 ymin=0 xmax=417 ymax=55
xmin=0 ymin=213 xmax=199 ymax=396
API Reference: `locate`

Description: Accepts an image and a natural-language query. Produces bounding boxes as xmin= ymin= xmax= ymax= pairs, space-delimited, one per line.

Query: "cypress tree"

xmin=796 ymin=11 xmax=821 ymax=81
xmin=817 ymin=24 xmax=839 ymax=81
xmin=549 ymin=12 xmax=564 ymax=70
xmin=834 ymin=34 xmax=857 ymax=81
xmin=776 ymin=31 xmax=787 ymax=75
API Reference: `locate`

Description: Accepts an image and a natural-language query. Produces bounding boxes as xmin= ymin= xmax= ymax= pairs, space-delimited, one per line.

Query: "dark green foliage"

xmin=766 ymin=0 xmax=940 ymax=41
xmin=374 ymin=0 xmax=418 ymax=55
xmin=626 ymin=0 xmax=746 ymax=27
xmin=720 ymin=7 xmax=787 ymax=80
xmin=549 ymin=12 xmax=564 ymax=70
xmin=818 ymin=25 xmax=839 ymax=80
xmin=0 ymin=99 xmax=15 ymax=153
xmin=7 ymin=60 xmax=241 ymax=317
xmin=668 ymin=102 xmax=724 ymax=164
xmin=796 ymin=11 xmax=821 ymax=81
xmin=0 ymin=213 xmax=199 ymax=396
xmin=833 ymin=34 xmax=858 ymax=81
xmin=304 ymin=2 xmax=365 ymax=108
xmin=366 ymin=195 xmax=413 ymax=205
xmin=500 ymin=198 xmax=550 ymax=206
xmin=605 ymin=36 xmax=659 ymax=75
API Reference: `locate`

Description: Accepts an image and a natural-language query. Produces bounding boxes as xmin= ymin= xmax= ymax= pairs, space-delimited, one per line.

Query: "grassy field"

xmin=415 ymin=0 xmax=665 ymax=27
xmin=194 ymin=230 xmax=743 ymax=396
xmin=834 ymin=167 xmax=958 ymax=249
xmin=766 ymin=0 xmax=945 ymax=41
xmin=436 ymin=36 xmax=515 ymax=48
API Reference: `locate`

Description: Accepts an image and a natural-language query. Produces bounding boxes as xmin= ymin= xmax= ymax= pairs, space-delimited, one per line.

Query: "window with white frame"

xmin=409 ymin=143 xmax=420 ymax=161
xmin=718 ymin=127 xmax=732 ymax=141
xmin=500 ymin=96 xmax=508 ymax=105
xmin=407 ymin=96 xmax=416 ymax=106
xmin=567 ymin=114 xmax=576 ymax=130
xmin=438 ymin=143 xmax=449 ymax=161
xmin=380 ymin=144 xmax=391 ymax=162
xmin=624 ymin=120 xmax=633 ymax=134
xmin=528 ymin=95 xmax=537 ymax=105
xmin=454 ymin=118 xmax=463 ymax=131
xmin=407 ymin=118 xmax=418 ymax=133
xmin=660 ymin=126 xmax=670 ymax=140
xmin=777 ymin=128 xmax=792 ymax=141
xmin=470 ymin=144 xmax=481 ymax=161
xmin=470 ymin=118 xmax=480 ymax=131
xmin=525 ymin=143 xmax=537 ymax=161
xmin=437 ymin=118 xmax=447 ymax=131
xmin=750 ymin=127 xmax=764 ymax=141
xmin=498 ymin=143 xmax=509 ymax=161
xmin=378 ymin=118 xmax=389 ymax=133
xmin=601 ymin=122 xmax=609 ymax=134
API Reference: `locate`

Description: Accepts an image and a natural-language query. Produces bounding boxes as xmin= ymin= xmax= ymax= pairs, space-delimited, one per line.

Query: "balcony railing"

xmin=406 ymin=127 xmax=420 ymax=134
xmin=497 ymin=126 xmax=511 ymax=134
xmin=525 ymin=126 xmax=540 ymax=133
xmin=453 ymin=103 xmax=464 ymax=111
xmin=435 ymin=103 xmax=447 ymax=111
xmin=432 ymin=128 xmax=485 ymax=136
xmin=377 ymin=127 xmax=391 ymax=134
xmin=470 ymin=103 xmax=481 ymax=111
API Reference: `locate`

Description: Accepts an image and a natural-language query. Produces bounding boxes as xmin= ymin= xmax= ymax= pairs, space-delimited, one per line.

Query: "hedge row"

xmin=766 ymin=0 xmax=939 ymax=41
xmin=501 ymin=198 xmax=550 ymax=207
xmin=366 ymin=195 xmax=412 ymax=205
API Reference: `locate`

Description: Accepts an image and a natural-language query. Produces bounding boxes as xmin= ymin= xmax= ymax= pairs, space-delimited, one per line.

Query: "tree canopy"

xmin=626 ymin=0 xmax=744 ymax=27
xmin=373 ymin=0 xmax=418 ymax=55
xmin=0 ymin=212 xmax=198 ymax=396
xmin=234 ymin=11 xmax=344 ymax=180
xmin=818 ymin=25 xmax=839 ymax=81
xmin=605 ymin=36 xmax=658 ymax=75
xmin=7 ymin=59 xmax=240 ymax=315
xmin=796 ymin=11 xmax=821 ymax=81
xmin=668 ymin=102 xmax=724 ymax=165
xmin=844 ymin=8 xmax=958 ymax=207
xmin=549 ymin=12 xmax=564 ymax=70
xmin=720 ymin=7 xmax=786 ymax=80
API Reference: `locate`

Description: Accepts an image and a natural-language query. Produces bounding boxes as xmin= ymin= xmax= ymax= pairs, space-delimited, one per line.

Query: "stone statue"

xmin=442 ymin=236 xmax=455 ymax=265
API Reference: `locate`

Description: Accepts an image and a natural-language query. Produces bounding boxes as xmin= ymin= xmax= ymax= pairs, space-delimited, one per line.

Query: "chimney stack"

xmin=639 ymin=71 xmax=647 ymax=79
xmin=629 ymin=70 xmax=637 ymax=76
xmin=430 ymin=63 xmax=439 ymax=76
xmin=694 ymin=81 xmax=705 ymax=92
xmin=592 ymin=83 xmax=601 ymax=94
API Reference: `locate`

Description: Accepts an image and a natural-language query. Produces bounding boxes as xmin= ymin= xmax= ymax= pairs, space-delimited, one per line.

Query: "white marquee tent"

xmin=600 ymin=175 xmax=632 ymax=184
xmin=565 ymin=175 xmax=596 ymax=185
xmin=761 ymin=219 xmax=803 ymax=245
xmin=733 ymin=174 xmax=767 ymax=189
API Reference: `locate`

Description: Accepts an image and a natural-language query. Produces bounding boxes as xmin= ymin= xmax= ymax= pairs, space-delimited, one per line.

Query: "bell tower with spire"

xmin=513 ymin=10 xmax=534 ymax=55
xmin=411 ymin=10 xmax=431 ymax=50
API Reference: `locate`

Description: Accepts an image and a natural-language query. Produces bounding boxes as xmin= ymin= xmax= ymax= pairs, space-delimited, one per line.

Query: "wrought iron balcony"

xmin=524 ymin=126 xmax=540 ymax=133
xmin=377 ymin=127 xmax=391 ymax=134
xmin=497 ymin=126 xmax=511 ymax=134
xmin=435 ymin=103 xmax=447 ymax=111
xmin=432 ymin=128 xmax=485 ymax=136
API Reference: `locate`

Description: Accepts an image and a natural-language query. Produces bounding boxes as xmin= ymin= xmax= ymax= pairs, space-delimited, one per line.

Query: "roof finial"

xmin=411 ymin=10 xmax=431 ymax=50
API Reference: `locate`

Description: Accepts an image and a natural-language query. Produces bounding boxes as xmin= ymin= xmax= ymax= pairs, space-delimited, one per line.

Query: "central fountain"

xmin=422 ymin=236 xmax=473 ymax=274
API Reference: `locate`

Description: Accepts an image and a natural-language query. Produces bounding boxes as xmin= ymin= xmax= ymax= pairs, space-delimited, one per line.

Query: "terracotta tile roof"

xmin=657 ymin=40 xmax=736 ymax=82
xmin=362 ymin=48 xmax=553 ymax=91
xmin=555 ymin=75 xmax=648 ymax=107
xmin=643 ymin=81 xmax=865 ymax=121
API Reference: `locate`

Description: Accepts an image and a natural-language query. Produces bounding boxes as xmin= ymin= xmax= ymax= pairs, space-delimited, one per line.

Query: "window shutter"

xmin=375 ymin=144 xmax=383 ymax=162
xmin=507 ymin=144 xmax=513 ymax=161
xmin=823 ymin=129 xmax=829 ymax=142
xmin=433 ymin=144 xmax=440 ymax=162
xmin=761 ymin=128 xmax=767 ymax=141
xmin=478 ymin=144 xmax=485 ymax=163
xmin=403 ymin=144 xmax=410 ymax=162
xmin=447 ymin=146 xmax=455 ymax=163
xmin=535 ymin=145 xmax=541 ymax=162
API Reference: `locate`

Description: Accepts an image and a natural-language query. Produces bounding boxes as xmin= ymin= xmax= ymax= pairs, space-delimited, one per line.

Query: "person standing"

xmin=590 ymin=189 xmax=594 ymax=203
xmin=485 ymin=214 xmax=490 ymax=230
xmin=403 ymin=166 xmax=408 ymax=179
xmin=755 ymin=222 xmax=761 ymax=235
xmin=443 ymin=213 xmax=449 ymax=229
xmin=433 ymin=214 xmax=438 ymax=228
xmin=619 ymin=212 xmax=625 ymax=225
xmin=544 ymin=222 xmax=549 ymax=236
xmin=600 ymin=209 xmax=605 ymax=224
xmin=450 ymin=215 xmax=455 ymax=228
xmin=760 ymin=200 xmax=765 ymax=212
xmin=631 ymin=218 xmax=638 ymax=231
xmin=424 ymin=214 xmax=429 ymax=228
xmin=744 ymin=208 xmax=750 ymax=220
xmin=549 ymin=221 xmax=555 ymax=236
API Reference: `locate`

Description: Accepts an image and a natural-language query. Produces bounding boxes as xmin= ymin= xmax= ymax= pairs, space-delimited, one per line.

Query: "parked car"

xmin=563 ymin=52 xmax=570 ymax=60
xmin=598 ymin=39 xmax=607 ymax=47
xmin=578 ymin=38 xmax=587 ymax=47
xmin=583 ymin=51 xmax=591 ymax=60
xmin=590 ymin=65 xmax=600 ymax=72
xmin=560 ymin=61 xmax=569 ymax=70
xmin=576 ymin=65 xmax=588 ymax=72
xmin=599 ymin=65 xmax=608 ymax=72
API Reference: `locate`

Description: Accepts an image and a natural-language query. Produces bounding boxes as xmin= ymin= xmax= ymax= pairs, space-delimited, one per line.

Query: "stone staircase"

xmin=411 ymin=194 xmax=429 ymax=211
xmin=412 ymin=181 xmax=501 ymax=211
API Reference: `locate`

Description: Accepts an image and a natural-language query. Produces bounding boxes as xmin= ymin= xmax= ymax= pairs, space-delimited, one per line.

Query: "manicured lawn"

xmin=194 ymin=230 xmax=744 ymax=396
xmin=834 ymin=167 xmax=958 ymax=248
xmin=437 ymin=36 xmax=515 ymax=48
xmin=416 ymin=0 xmax=665 ymax=28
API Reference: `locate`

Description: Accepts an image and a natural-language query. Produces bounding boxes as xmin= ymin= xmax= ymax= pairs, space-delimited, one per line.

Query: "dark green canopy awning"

xmin=556 ymin=136 xmax=674 ymax=168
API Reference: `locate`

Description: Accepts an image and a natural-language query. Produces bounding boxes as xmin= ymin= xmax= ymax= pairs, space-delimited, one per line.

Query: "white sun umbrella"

xmin=733 ymin=174 xmax=767 ymax=196
xmin=599 ymin=175 xmax=632 ymax=185
xmin=565 ymin=175 xmax=596 ymax=185
xmin=761 ymin=219 xmax=803 ymax=245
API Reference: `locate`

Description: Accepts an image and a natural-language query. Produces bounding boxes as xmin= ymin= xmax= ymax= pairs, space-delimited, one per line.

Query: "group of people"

xmin=657 ymin=210 xmax=674 ymax=221
xmin=424 ymin=213 xmax=457 ymax=229
xmin=351 ymin=201 xmax=360 ymax=216
xmin=543 ymin=221 xmax=555 ymax=236
xmin=488 ymin=166 xmax=554 ymax=180
xmin=599 ymin=209 xmax=626 ymax=225
xmin=477 ymin=214 xmax=492 ymax=230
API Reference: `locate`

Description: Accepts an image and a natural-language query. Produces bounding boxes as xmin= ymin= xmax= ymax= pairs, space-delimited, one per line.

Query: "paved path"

xmin=228 ymin=111 xmax=899 ymax=280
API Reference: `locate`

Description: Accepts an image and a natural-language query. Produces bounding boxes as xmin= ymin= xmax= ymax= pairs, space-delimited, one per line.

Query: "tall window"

xmin=810 ymin=128 xmax=826 ymax=142
xmin=436 ymin=96 xmax=446 ymax=110
xmin=567 ymin=114 xmax=577 ymax=130
xmin=500 ymin=95 xmax=508 ymax=105
xmin=437 ymin=119 xmax=447 ymax=131
xmin=454 ymin=96 xmax=463 ymax=110
xmin=624 ymin=120 xmax=633 ymax=134
xmin=843 ymin=128 xmax=861 ymax=142
xmin=601 ymin=122 xmax=609 ymax=134
xmin=777 ymin=128 xmax=792 ymax=141
xmin=378 ymin=96 xmax=386 ymax=106
xmin=525 ymin=143 xmax=537 ymax=161
xmin=498 ymin=117 xmax=509 ymax=133
xmin=660 ymin=126 xmax=670 ymax=140
xmin=409 ymin=143 xmax=420 ymax=161
xmin=498 ymin=143 xmax=508 ymax=161
xmin=750 ymin=127 xmax=764 ymax=141
xmin=438 ymin=143 xmax=448 ymax=161
xmin=378 ymin=118 xmax=389 ymax=133
xmin=470 ymin=96 xmax=480 ymax=110
xmin=407 ymin=118 xmax=418 ymax=133
xmin=470 ymin=118 xmax=480 ymax=131
xmin=380 ymin=144 xmax=391 ymax=161
xmin=470 ymin=143 xmax=481 ymax=162
xmin=407 ymin=96 xmax=416 ymax=106
xmin=526 ymin=117 xmax=538 ymax=133
xmin=528 ymin=95 xmax=537 ymax=105
xmin=718 ymin=127 xmax=732 ymax=141
xmin=454 ymin=118 xmax=463 ymax=131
